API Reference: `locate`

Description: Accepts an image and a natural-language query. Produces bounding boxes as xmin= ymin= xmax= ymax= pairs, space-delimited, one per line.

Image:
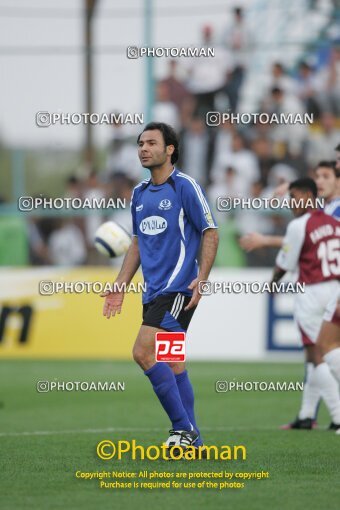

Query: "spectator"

xmin=251 ymin=137 xmax=277 ymax=185
xmin=264 ymin=86 xmax=308 ymax=156
xmin=106 ymin=115 xmax=141 ymax=180
xmin=208 ymin=165 xmax=247 ymax=224
xmin=211 ymin=132 xmax=260 ymax=196
xmin=295 ymin=61 xmax=323 ymax=118
xmin=48 ymin=219 xmax=86 ymax=266
xmin=264 ymin=163 xmax=297 ymax=198
xmin=65 ymin=176 xmax=82 ymax=199
xmin=221 ymin=7 xmax=253 ymax=111
xmin=28 ymin=218 xmax=50 ymax=265
xmin=307 ymin=111 xmax=340 ymax=167
xmin=159 ymin=60 xmax=192 ymax=113
xmin=210 ymin=120 xmax=235 ymax=183
xmin=235 ymin=180 xmax=274 ymax=238
xmin=186 ymin=25 xmax=230 ymax=117
xmin=153 ymin=81 xmax=180 ymax=132
xmin=320 ymin=44 xmax=340 ymax=115
xmin=83 ymin=170 xmax=106 ymax=248
xmin=181 ymin=116 xmax=209 ymax=186
xmin=265 ymin=62 xmax=296 ymax=96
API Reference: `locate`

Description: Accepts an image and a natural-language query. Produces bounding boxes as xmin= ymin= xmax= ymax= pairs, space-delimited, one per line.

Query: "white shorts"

xmin=323 ymin=287 xmax=340 ymax=325
xmin=294 ymin=280 xmax=340 ymax=346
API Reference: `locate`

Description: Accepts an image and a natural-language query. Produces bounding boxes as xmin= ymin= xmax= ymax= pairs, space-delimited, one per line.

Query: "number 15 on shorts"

xmin=155 ymin=332 xmax=186 ymax=362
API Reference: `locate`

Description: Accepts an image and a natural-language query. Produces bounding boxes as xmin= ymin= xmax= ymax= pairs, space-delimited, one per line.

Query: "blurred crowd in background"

xmin=11 ymin=4 xmax=340 ymax=268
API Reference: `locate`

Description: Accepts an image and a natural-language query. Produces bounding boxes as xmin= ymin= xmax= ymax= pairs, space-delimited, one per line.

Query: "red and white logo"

xmin=155 ymin=332 xmax=186 ymax=362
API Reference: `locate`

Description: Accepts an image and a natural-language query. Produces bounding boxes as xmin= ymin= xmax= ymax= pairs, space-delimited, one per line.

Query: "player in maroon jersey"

xmin=271 ymin=177 xmax=340 ymax=430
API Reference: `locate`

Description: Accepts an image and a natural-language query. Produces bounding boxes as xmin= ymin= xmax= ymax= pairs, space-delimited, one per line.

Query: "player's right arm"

xmin=102 ymin=185 xmax=141 ymax=319
xmin=101 ymin=237 xmax=141 ymax=319
xmin=239 ymin=233 xmax=283 ymax=252
xmin=239 ymin=182 xmax=290 ymax=252
xmin=115 ymin=236 xmax=141 ymax=286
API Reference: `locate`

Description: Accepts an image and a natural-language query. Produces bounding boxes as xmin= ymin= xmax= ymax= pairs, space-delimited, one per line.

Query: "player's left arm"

xmin=180 ymin=178 xmax=219 ymax=310
xmin=185 ymin=228 xmax=219 ymax=310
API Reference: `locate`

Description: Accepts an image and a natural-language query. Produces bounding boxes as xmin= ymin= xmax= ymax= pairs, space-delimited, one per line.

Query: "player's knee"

xmin=132 ymin=344 xmax=143 ymax=364
xmin=317 ymin=322 xmax=338 ymax=356
xmin=318 ymin=336 xmax=328 ymax=357
xmin=132 ymin=344 xmax=150 ymax=368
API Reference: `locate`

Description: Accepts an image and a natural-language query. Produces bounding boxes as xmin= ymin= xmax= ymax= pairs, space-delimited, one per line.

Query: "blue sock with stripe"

xmin=175 ymin=370 xmax=203 ymax=446
xmin=144 ymin=363 xmax=192 ymax=431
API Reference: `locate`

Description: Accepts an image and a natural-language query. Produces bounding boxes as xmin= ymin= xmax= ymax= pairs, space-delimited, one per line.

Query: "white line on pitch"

xmin=0 ymin=426 xmax=276 ymax=438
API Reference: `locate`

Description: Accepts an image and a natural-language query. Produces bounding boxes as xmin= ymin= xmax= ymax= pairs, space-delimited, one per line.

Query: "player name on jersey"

xmin=310 ymin=224 xmax=340 ymax=244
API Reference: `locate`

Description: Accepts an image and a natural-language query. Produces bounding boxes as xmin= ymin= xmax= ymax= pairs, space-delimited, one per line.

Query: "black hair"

xmin=271 ymin=86 xmax=283 ymax=95
xmin=289 ymin=177 xmax=317 ymax=197
xmin=137 ymin=122 xmax=179 ymax=164
xmin=299 ymin=61 xmax=312 ymax=70
xmin=273 ymin=62 xmax=284 ymax=72
xmin=335 ymin=143 xmax=340 ymax=151
xmin=316 ymin=160 xmax=338 ymax=177
xmin=67 ymin=176 xmax=79 ymax=185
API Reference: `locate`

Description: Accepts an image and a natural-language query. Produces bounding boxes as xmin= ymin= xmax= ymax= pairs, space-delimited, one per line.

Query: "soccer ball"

xmin=94 ymin=221 xmax=131 ymax=258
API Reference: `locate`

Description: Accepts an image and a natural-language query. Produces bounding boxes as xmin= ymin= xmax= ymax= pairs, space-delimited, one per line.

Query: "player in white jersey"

xmin=240 ymin=160 xmax=340 ymax=429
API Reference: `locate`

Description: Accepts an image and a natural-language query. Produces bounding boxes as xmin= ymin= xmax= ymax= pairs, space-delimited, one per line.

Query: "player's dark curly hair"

xmin=289 ymin=177 xmax=318 ymax=197
xmin=137 ymin=122 xmax=179 ymax=164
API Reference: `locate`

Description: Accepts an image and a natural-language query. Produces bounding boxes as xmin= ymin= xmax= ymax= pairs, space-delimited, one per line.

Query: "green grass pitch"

xmin=0 ymin=360 xmax=339 ymax=510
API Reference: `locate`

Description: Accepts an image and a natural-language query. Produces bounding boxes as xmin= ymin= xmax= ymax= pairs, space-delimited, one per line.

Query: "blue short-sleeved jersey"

xmin=131 ymin=168 xmax=218 ymax=304
xmin=324 ymin=197 xmax=340 ymax=221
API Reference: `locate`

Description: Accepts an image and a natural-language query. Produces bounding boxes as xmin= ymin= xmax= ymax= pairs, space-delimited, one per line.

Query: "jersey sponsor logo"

xmin=139 ymin=216 xmax=167 ymax=235
xmin=158 ymin=199 xmax=172 ymax=211
xmin=155 ymin=332 xmax=186 ymax=362
xmin=136 ymin=204 xmax=143 ymax=212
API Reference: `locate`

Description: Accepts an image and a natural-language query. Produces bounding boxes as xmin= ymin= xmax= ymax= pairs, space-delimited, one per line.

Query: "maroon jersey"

xmin=276 ymin=210 xmax=340 ymax=284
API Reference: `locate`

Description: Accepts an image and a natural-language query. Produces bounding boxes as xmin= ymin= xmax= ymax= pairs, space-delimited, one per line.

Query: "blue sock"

xmin=175 ymin=370 xmax=203 ymax=446
xmin=144 ymin=363 xmax=192 ymax=431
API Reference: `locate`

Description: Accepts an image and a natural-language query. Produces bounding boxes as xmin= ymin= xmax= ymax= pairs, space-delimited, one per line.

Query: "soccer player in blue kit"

xmin=102 ymin=122 xmax=219 ymax=452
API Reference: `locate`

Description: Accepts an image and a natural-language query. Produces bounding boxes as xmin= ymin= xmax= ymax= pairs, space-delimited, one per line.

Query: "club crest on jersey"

xmin=136 ymin=204 xmax=143 ymax=212
xmin=158 ymin=199 xmax=172 ymax=211
xmin=140 ymin=216 xmax=168 ymax=235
